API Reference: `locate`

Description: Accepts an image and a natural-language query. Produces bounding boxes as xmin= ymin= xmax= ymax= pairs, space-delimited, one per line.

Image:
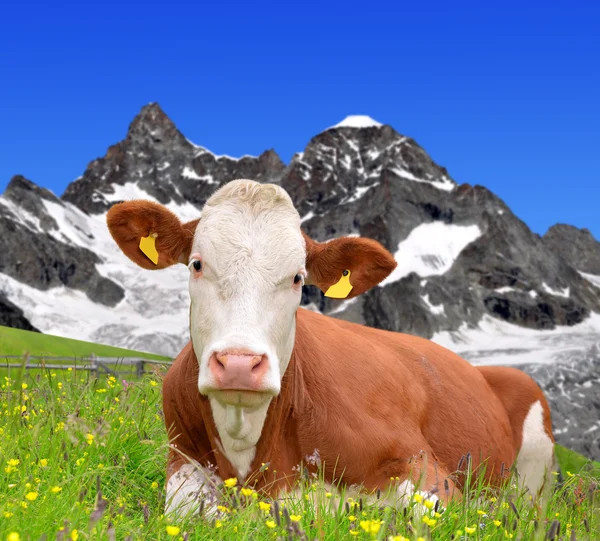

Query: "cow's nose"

xmin=209 ymin=351 xmax=269 ymax=391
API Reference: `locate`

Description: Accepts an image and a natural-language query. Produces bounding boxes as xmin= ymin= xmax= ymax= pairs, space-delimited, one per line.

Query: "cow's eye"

xmin=192 ymin=260 xmax=202 ymax=272
xmin=293 ymin=274 xmax=303 ymax=285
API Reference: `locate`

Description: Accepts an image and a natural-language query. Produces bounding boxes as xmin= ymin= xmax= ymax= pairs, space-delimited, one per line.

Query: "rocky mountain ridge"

xmin=1 ymin=102 xmax=600 ymax=460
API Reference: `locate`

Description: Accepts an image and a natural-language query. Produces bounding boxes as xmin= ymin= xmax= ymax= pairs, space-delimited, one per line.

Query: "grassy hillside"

xmin=0 ymin=325 xmax=171 ymax=361
xmin=0 ymin=367 xmax=598 ymax=540
xmin=556 ymin=444 xmax=600 ymax=476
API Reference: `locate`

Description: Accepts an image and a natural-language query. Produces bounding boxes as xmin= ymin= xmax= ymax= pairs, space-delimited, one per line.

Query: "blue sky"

xmin=1 ymin=0 xmax=599 ymax=238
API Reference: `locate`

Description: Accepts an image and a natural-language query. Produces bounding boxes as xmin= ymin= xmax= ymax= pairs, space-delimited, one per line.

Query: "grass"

xmin=0 ymin=325 xmax=171 ymax=361
xmin=0 ymin=364 xmax=598 ymax=541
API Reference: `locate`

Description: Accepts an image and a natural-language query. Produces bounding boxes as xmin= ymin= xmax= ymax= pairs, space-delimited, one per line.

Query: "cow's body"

xmin=162 ymin=307 xmax=555 ymax=511
xmin=106 ymin=178 xmax=556 ymax=517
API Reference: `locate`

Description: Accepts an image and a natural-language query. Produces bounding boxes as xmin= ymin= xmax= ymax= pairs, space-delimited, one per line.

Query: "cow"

xmin=106 ymin=179 xmax=557 ymax=517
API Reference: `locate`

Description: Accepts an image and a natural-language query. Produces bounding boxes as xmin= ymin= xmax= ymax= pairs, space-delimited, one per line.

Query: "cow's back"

xmin=295 ymin=308 xmax=517 ymax=486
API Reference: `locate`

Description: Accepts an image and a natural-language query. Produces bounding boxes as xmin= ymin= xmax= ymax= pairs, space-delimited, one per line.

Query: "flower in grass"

xmin=465 ymin=526 xmax=477 ymax=534
xmin=217 ymin=505 xmax=230 ymax=513
xmin=25 ymin=492 xmax=38 ymax=501
xmin=4 ymin=512 xmax=14 ymax=518
xmin=7 ymin=533 xmax=21 ymax=541
xmin=388 ymin=537 xmax=410 ymax=541
xmin=494 ymin=520 xmax=502 ymax=527
xmin=290 ymin=514 xmax=302 ymax=522
xmin=413 ymin=493 xmax=424 ymax=503
xmin=423 ymin=498 xmax=435 ymax=509
xmin=21 ymin=383 xmax=28 ymax=390
xmin=215 ymin=520 xmax=223 ymax=528
xmin=39 ymin=458 xmax=48 ymax=468
xmin=165 ymin=525 xmax=180 ymax=536
xmin=224 ymin=477 xmax=237 ymax=488
xmin=151 ymin=481 xmax=158 ymax=489
xmin=150 ymin=380 xmax=158 ymax=387
xmin=265 ymin=520 xmax=276 ymax=529
xmin=325 ymin=492 xmax=332 ymax=498
xmin=240 ymin=487 xmax=254 ymax=497
xmin=70 ymin=530 xmax=79 ymax=541
xmin=258 ymin=501 xmax=271 ymax=512
xmin=85 ymin=433 xmax=95 ymax=445
xmin=8 ymin=459 xmax=20 ymax=467
xmin=566 ymin=471 xmax=574 ymax=477
xmin=51 ymin=486 xmax=62 ymax=493
xmin=422 ymin=516 xmax=437 ymax=527
xmin=360 ymin=520 xmax=382 ymax=535
xmin=349 ymin=531 xmax=359 ymax=537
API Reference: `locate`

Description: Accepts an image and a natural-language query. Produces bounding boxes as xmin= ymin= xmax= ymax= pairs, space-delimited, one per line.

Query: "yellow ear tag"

xmin=139 ymin=233 xmax=159 ymax=265
xmin=324 ymin=269 xmax=353 ymax=299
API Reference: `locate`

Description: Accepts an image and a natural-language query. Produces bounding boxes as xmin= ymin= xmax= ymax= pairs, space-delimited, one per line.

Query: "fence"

xmin=0 ymin=355 xmax=173 ymax=379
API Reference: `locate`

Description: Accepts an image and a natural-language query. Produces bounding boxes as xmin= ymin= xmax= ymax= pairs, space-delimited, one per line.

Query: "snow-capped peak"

xmin=327 ymin=115 xmax=384 ymax=131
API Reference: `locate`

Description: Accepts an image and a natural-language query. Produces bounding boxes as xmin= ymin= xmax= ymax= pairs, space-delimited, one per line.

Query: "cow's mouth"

xmin=209 ymin=388 xmax=276 ymax=408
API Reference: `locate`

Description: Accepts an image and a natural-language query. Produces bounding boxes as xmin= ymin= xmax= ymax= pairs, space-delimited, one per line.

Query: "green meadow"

xmin=0 ymin=326 xmax=171 ymax=361
xmin=0 ymin=338 xmax=598 ymax=539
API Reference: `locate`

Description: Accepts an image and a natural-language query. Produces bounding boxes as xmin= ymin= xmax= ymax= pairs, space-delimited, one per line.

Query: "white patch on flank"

xmin=380 ymin=222 xmax=482 ymax=286
xmin=516 ymin=400 xmax=555 ymax=498
xmin=165 ymin=463 xmax=222 ymax=517
xmin=542 ymin=282 xmax=570 ymax=298
xmin=421 ymin=294 xmax=445 ymax=315
xmin=529 ymin=290 xmax=538 ymax=298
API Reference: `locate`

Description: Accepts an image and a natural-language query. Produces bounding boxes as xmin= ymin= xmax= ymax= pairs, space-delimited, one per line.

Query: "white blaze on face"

xmin=186 ymin=180 xmax=307 ymax=476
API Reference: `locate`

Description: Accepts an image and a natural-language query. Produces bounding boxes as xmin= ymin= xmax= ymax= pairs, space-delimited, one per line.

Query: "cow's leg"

xmin=165 ymin=461 xmax=223 ymax=518
xmin=377 ymin=450 xmax=461 ymax=512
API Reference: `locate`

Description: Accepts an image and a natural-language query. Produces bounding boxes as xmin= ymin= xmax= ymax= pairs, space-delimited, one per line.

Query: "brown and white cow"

xmin=106 ymin=179 xmax=557 ymax=517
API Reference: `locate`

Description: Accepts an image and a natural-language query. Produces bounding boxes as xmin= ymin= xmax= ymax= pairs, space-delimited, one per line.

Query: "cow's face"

xmin=107 ymin=179 xmax=397 ymax=412
xmin=187 ymin=182 xmax=305 ymax=408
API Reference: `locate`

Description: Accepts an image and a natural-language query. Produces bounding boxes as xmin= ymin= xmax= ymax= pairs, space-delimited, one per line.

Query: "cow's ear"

xmin=303 ymin=232 xmax=397 ymax=299
xmin=106 ymin=200 xmax=200 ymax=269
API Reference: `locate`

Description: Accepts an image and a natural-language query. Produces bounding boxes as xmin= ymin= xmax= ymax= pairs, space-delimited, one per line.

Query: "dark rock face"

xmin=62 ymin=103 xmax=285 ymax=214
xmin=0 ymin=292 xmax=39 ymax=332
xmin=543 ymin=224 xmax=600 ymax=275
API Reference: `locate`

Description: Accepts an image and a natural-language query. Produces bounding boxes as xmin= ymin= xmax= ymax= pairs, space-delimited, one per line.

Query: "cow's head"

xmin=107 ymin=179 xmax=396 ymax=412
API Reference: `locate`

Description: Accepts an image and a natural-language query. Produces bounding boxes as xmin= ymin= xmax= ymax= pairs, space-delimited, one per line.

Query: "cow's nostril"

xmin=217 ymin=359 xmax=225 ymax=370
xmin=251 ymin=358 xmax=265 ymax=373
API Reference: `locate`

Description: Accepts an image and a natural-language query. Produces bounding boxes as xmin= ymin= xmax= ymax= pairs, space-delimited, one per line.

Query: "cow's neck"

xmin=209 ymin=398 xmax=272 ymax=479
xmin=209 ymin=321 xmax=298 ymax=480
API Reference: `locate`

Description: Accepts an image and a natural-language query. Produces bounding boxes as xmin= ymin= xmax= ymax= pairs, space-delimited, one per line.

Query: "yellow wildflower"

xmin=348 ymin=515 xmax=356 ymax=521
xmin=290 ymin=514 xmax=302 ymax=522
xmin=71 ymin=530 xmax=79 ymax=541
xmin=360 ymin=520 xmax=382 ymax=534
xmin=165 ymin=525 xmax=180 ymax=536
xmin=7 ymin=533 xmax=21 ymax=541
xmin=217 ymin=505 xmax=230 ymax=513
xmin=4 ymin=511 xmax=14 ymax=518
xmin=8 ymin=459 xmax=20 ymax=467
xmin=150 ymin=380 xmax=158 ymax=387
xmin=422 ymin=516 xmax=437 ymax=527
xmin=224 ymin=477 xmax=237 ymax=488
xmin=151 ymin=481 xmax=158 ymax=489
xmin=265 ymin=520 xmax=276 ymax=528
xmin=423 ymin=499 xmax=435 ymax=509
xmin=259 ymin=501 xmax=271 ymax=512
xmin=85 ymin=433 xmax=95 ymax=445
xmin=465 ymin=526 xmax=477 ymax=534
xmin=21 ymin=383 xmax=28 ymax=390
xmin=25 ymin=492 xmax=38 ymax=501
xmin=477 ymin=509 xmax=486 ymax=515
xmin=39 ymin=458 xmax=48 ymax=467
xmin=413 ymin=493 xmax=424 ymax=503
xmin=349 ymin=531 xmax=359 ymax=537
xmin=51 ymin=486 xmax=62 ymax=493
xmin=325 ymin=492 xmax=332 ymax=498
xmin=494 ymin=520 xmax=502 ymax=526
xmin=241 ymin=487 xmax=254 ymax=497
xmin=215 ymin=520 xmax=222 ymax=528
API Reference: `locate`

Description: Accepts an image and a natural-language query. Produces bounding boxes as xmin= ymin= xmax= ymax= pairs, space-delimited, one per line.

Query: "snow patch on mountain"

xmin=432 ymin=312 xmax=600 ymax=366
xmin=327 ymin=115 xmax=383 ymax=130
xmin=579 ymin=271 xmax=600 ymax=289
xmin=380 ymin=222 xmax=482 ymax=286
xmin=101 ymin=182 xmax=201 ymax=222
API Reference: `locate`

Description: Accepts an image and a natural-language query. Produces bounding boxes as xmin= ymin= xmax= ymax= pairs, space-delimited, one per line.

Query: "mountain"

xmin=2 ymin=103 xmax=600 ymax=461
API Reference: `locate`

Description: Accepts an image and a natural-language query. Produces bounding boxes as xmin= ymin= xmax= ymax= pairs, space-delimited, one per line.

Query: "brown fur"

xmin=106 ymin=200 xmax=199 ymax=268
xmin=163 ymin=309 xmax=555 ymax=502
xmin=303 ymin=232 xmax=398 ymax=298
